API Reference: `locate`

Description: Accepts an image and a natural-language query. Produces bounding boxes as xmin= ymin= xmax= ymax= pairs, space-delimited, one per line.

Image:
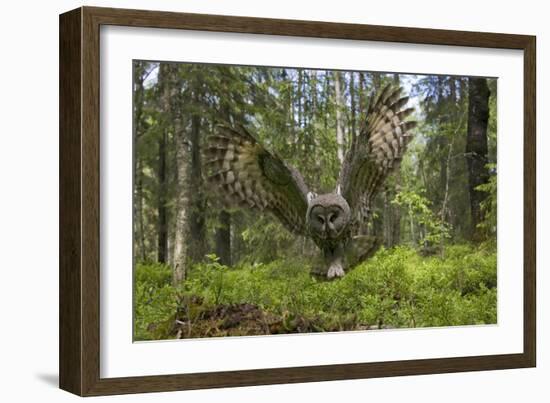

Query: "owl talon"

xmin=327 ymin=262 xmax=345 ymax=279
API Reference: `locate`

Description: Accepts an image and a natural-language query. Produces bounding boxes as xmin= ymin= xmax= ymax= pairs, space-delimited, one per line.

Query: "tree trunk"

xmin=323 ymin=73 xmax=330 ymax=130
xmin=297 ymin=70 xmax=303 ymax=128
xmin=372 ymin=72 xmax=381 ymax=92
xmin=349 ymin=72 xmax=357 ymax=145
xmin=440 ymin=141 xmax=453 ymax=222
xmin=358 ymin=72 xmax=367 ymax=130
xmin=135 ymin=160 xmax=147 ymax=261
xmin=133 ymin=62 xmax=147 ymax=262
xmin=333 ymin=71 xmax=345 ymax=164
xmin=383 ymin=191 xmax=391 ymax=247
xmin=214 ymin=84 xmax=234 ymax=266
xmin=391 ymin=173 xmax=402 ymax=245
xmin=437 ymin=76 xmax=451 ymax=211
xmin=172 ymin=190 xmax=189 ymax=283
xmin=390 ymin=70 xmax=401 ymax=244
xmin=466 ymin=77 xmax=490 ymax=240
xmin=156 ymin=64 xmax=170 ymax=264
xmin=393 ymin=73 xmax=399 ymax=86
xmin=311 ymin=70 xmax=318 ymax=116
xmin=188 ymin=97 xmax=207 ymax=262
xmin=169 ymin=66 xmax=191 ymax=284
xmin=157 ymin=128 xmax=168 ymax=263
xmin=215 ymin=210 xmax=232 ymax=265
xmin=409 ymin=204 xmax=416 ymax=245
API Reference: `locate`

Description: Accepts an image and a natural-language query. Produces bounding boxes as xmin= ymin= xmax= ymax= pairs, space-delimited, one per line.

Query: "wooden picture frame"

xmin=59 ymin=6 xmax=536 ymax=396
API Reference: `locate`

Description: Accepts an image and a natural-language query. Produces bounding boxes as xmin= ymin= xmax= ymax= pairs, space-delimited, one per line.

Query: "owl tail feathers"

xmin=345 ymin=235 xmax=381 ymax=269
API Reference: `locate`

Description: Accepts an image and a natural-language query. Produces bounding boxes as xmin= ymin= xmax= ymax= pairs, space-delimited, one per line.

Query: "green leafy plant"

xmin=393 ymin=190 xmax=452 ymax=246
xmin=134 ymin=244 xmax=496 ymax=340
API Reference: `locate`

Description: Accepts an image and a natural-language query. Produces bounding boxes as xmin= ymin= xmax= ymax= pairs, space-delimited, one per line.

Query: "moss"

xmin=134 ymin=244 xmax=497 ymax=340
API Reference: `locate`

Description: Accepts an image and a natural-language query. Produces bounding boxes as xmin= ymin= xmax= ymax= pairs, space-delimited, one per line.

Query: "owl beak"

xmin=326 ymin=213 xmax=336 ymax=235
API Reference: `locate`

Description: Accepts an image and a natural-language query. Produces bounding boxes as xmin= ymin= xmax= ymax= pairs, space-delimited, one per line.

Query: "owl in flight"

xmin=204 ymin=85 xmax=416 ymax=279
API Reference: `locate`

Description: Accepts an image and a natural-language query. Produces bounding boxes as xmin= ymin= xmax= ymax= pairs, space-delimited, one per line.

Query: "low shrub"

xmin=134 ymin=244 xmax=497 ymax=340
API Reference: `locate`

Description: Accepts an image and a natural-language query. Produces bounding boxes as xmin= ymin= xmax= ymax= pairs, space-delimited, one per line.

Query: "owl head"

xmin=306 ymin=186 xmax=351 ymax=241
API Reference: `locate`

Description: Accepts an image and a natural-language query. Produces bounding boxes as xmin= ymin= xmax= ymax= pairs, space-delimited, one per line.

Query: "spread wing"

xmin=203 ymin=125 xmax=310 ymax=235
xmin=338 ymin=85 xmax=417 ymax=221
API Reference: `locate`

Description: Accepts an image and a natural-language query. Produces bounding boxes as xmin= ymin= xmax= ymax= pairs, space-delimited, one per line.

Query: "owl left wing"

xmin=338 ymin=85 xmax=417 ymax=221
xmin=203 ymin=125 xmax=310 ymax=235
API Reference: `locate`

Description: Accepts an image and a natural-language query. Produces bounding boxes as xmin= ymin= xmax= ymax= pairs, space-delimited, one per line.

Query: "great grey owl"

xmin=204 ymin=84 xmax=416 ymax=279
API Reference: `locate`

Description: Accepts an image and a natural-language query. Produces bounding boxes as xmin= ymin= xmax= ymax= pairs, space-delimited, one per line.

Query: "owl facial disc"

xmin=306 ymin=193 xmax=351 ymax=240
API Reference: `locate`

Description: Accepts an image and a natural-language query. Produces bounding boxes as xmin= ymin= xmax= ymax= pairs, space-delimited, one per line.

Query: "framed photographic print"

xmin=59 ymin=6 xmax=536 ymax=396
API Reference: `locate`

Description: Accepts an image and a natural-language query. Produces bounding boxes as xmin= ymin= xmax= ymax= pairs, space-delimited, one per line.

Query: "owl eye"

xmin=316 ymin=215 xmax=325 ymax=224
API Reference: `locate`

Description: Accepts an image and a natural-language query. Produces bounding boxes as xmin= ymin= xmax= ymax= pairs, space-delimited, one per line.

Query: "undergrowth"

xmin=134 ymin=244 xmax=496 ymax=340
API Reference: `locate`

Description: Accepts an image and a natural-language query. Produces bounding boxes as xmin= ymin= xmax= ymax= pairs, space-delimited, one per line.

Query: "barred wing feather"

xmin=339 ymin=85 xmax=417 ymax=221
xmin=204 ymin=125 xmax=310 ymax=235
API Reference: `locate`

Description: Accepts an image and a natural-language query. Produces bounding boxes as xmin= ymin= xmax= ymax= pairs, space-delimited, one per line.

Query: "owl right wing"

xmin=203 ymin=125 xmax=310 ymax=235
xmin=338 ymin=85 xmax=417 ymax=221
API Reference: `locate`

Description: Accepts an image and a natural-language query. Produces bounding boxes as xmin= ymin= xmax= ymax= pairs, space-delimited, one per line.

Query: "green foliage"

xmin=134 ymin=245 xmax=496 ymax=340
xmin=189 ymin=254 xmax=228 ymax=305
xmin=133 ymin=263 xmax=177 ymax=340
xmin=393 ymin=189 xmax=452 ymax=246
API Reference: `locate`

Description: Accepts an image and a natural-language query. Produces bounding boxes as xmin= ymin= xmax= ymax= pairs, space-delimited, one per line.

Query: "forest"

xmin=133 ymin=61 xmax=497 ymax=340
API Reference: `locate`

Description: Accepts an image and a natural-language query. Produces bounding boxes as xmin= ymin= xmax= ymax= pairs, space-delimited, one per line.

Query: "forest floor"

xmin=134 ymin=244 xmax=497 ymax=341
xmin=169 ymin=299 xmax=377 ymax=339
